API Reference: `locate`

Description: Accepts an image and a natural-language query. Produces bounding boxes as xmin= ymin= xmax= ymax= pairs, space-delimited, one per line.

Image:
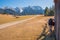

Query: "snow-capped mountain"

xmin=21 ymin=6 xmax=44 ymax=15
xmin=20 ymin=8 xmax=23 ymax=13
xmin=30 ymin=6 xmax=43 ymax=10
xmin=0 ymin=6 xmax=44 ymax=15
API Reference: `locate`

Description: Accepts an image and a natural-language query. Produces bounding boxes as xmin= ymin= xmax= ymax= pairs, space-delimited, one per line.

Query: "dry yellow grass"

xmin=0 ymin=14 xmax=35 ymax=24
xmin=0 ymin=15 xmax=54 ymax=40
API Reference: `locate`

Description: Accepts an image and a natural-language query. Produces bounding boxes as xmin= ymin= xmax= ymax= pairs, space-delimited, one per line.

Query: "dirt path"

xmin=0 ymin=16 xmax=53 ymax=40
xmin=0 ymin=15 xmax=40 ymax=29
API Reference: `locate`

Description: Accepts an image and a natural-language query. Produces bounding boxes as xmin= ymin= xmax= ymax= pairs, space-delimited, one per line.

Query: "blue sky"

xmin=0 ymin=0 xmax=54 ymax=9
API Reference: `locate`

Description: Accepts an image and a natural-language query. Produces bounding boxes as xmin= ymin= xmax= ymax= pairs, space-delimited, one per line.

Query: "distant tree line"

xmin=44 ymin=6 xmax=55 ymax=16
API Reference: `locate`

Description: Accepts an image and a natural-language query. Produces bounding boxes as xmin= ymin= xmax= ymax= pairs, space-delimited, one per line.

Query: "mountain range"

xmin=0 ymin=6 xmax=44 ymax=15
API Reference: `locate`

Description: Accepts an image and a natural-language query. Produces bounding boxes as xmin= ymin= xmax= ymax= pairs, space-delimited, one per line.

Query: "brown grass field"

xmin=0 ymin=15 xmax=54 ymax=40
xmin=0 ymin=14 xmax=35 ymax=24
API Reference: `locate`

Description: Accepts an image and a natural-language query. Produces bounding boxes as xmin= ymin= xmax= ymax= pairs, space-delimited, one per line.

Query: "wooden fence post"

xmin=54 ymin=0 xmax=60 ymax=40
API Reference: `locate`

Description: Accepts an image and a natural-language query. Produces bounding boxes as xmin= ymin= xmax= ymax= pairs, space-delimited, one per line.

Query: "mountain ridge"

xmin=0 ymin=6 xmax=44 ymax=15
